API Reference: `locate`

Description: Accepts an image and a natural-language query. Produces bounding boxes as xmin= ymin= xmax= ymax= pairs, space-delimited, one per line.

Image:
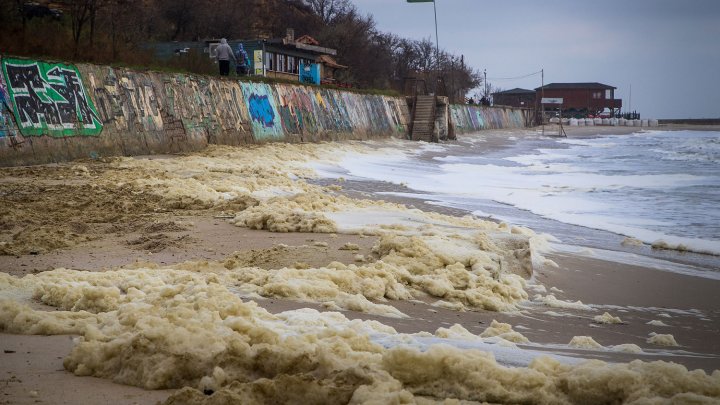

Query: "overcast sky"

xmin=351 ymin=0 xmax=720 ymax=119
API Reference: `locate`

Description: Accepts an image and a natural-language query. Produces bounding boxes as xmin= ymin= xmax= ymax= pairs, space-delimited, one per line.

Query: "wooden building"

xmin=151 ymin=29 xmax=348 ymax=85
xmin=535 ymin=82 xmax=622 ymax=116
xmin=237 ymin=32 xmax=347 ymax=84
xmin=492 ymin=88 xmax=536 ymax=108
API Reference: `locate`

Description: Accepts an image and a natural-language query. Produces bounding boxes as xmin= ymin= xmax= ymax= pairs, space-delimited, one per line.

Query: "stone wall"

xmin=0 ymin=56 xmax=409 ymax=166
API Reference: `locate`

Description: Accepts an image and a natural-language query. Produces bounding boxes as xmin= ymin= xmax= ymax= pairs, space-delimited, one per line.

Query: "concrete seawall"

xmin=450 ymin=104 xmax=532 ymax=133
xmin=0 ymin=56 xmax=531 ymax=166
xmin=0 ymin=56 xmax=410 ymax=166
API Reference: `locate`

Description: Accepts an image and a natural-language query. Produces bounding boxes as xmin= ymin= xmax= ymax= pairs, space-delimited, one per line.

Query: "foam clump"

xmin=611 ymin=344 xmax=644 ymax=354
xmin=479 ymin=320 xmax=530 ymax=344
xmin=621 ymin=237 xmax=645 ymax=247
xmin=647 ymin=320 xmax=669 ymax=327
xmin=647 ymin=332 xmax=680 ymax=347
xmin=593 ymin=312 xmax=624 ymax=324
xmin=535 ymin=294 xmax=593 ymax=311
xmin=434 ymin=324 xmax=482 ymax=341
xmin=651 ymin=239 xmax=688 ymax=252
xmin=568 ymin=336 xmax=604 ymax=349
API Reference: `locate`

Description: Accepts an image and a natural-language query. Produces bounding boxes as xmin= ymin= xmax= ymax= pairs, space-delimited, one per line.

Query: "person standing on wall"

xmin=215 ymin=38 xmax=236 ymax=76
xmin=235 ymin=43 xmax=250 ymax=76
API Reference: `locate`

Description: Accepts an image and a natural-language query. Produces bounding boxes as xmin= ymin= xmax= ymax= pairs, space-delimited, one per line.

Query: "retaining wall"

xmin=0 ymin=56 xmax=409 ymax=166
xmin=450 ymin=104 xmax=532 ymax=133
xmin=0 ymin=56 xmax=533 ymax=167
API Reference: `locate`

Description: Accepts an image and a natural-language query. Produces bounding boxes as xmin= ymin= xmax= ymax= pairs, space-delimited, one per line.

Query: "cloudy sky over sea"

xmin=351 ymin=0 xmax=720 ymax=119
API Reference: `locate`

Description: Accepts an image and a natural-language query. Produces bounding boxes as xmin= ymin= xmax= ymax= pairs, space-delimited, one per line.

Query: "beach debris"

xmin=338 ymin=243 xmax=360 ymax=251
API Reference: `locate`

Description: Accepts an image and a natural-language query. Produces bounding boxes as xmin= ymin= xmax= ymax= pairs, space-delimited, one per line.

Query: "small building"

xmin=492 ymin=88 xmax=536 ymax=108
xmin=150 ymin=29 xmax=348 ymax=85
xmin=237 ymin=32 xmax=346 ymax=84
xmin=535 ymin=82 xmax=622 ymax=116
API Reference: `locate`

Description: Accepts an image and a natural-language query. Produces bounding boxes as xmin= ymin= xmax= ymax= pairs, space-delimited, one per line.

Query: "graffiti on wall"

xmin=241 ymin=82 xmax=283 ymax=140
xmin=248 ymin=94 xmax=275 ymax=128
xmin=1 ymin=58 xmax=102 ymax=136
xmin=450 ymin=104 xmax=528 ymax=133
xmin=86 ymin=68 xmax=163 ymax=134
xmin=0 ymin=80 xmax=17 ymax=138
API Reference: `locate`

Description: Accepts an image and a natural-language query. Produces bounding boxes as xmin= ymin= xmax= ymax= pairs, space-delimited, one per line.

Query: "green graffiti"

xmin=1 ymin=58 xmax=102 ymax=136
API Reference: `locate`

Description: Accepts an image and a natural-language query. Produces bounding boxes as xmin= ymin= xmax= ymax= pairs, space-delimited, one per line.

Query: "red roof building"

xmin=535 ymin=82 xmax=622 ymax=116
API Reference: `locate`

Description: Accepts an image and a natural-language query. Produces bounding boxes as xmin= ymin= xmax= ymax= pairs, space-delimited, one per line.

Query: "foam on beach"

xmin=2 ymin=140 xmax=719 ymax=403
xmin=2 ymin=268 xmax=719 ymax=404
xmin=593 ymin=312 xmax=624 ymax=324
xmin=648 ymin=333 xmax=680 ymax=347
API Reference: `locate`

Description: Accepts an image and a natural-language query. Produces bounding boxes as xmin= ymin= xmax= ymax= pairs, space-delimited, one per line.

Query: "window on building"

xmin=265 ymin=52 xmax=274 ymax=71
xmin=288 ymin=56 xmax=296 ymax=74
xmin=593 ymin=91 xmax=602 ymax=99
xmin=278 ymin=54 xmax=286 ymax=73
xmin=605 ymin=89 xmax=612 ymax=99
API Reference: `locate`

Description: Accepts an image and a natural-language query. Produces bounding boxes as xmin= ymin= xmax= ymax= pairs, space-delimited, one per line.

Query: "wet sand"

xmin=1 ymin=126 xmax=719 ymax=404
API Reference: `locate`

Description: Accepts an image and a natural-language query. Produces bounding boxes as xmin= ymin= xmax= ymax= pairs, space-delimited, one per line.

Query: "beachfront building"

xmin=534 ymin=82 xmax=622 ymax=117
xmin=237 ymin=32 xmax=348 ymax=85
xmin=492 ymin=88 xmax=536 ymax=108
xmin=149 ymin=30 xmax=349 ymax=86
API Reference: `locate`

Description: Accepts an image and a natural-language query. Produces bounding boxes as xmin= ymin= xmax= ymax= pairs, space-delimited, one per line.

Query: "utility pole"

xmin=484 ymin=69 xmax=487 ymax=97
xmin=433 ymin=0 xmax=439 ymax=77
xmin=541 ymin=68 xmax=545 ymax=134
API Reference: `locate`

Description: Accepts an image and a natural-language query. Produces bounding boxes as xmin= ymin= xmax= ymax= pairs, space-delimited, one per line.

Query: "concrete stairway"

xmin=410 ymin=95 xmax=437 ymax=142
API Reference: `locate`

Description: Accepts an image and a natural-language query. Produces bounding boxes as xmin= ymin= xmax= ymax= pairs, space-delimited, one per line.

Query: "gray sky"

xmin=351 ymin=0 xmax=720 ymax=119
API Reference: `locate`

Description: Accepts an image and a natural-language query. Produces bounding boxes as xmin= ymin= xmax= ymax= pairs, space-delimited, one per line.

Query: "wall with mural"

xmin=0 ymin=56 xmax=410 ymax=166
xmin=0 ymin=56 xmax=531 ymax=166
xmin=450 ymin=104 xmax=531 ymax=133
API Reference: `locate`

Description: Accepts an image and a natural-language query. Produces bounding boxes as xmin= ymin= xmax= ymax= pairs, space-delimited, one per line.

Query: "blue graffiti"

xmin=248 ymin=93 xmax=275 ymax=128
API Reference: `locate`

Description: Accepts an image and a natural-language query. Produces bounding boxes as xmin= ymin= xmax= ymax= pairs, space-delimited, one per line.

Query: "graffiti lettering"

xmin=1 ymin=58 xmax=102 ymax=136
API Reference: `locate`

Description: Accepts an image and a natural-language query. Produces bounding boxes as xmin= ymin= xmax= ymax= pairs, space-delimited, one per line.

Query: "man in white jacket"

xmin=215 ymin=38 xmax=236 ymax=76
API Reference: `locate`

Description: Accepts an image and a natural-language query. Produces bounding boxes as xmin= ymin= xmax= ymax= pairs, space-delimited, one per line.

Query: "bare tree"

xmin=302 ymin=0 xmax=352 ymax=25
xmin=64 ymin=0 xmax=95 ymax=57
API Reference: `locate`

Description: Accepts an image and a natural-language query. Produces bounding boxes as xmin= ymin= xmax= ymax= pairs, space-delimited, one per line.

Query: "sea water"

xmin=313 ymin=130 xmax=720 ymax=273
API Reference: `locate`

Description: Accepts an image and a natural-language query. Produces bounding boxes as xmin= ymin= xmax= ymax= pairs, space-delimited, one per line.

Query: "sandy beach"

xmin=1 ymin=125 xmax=719 ymax=404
